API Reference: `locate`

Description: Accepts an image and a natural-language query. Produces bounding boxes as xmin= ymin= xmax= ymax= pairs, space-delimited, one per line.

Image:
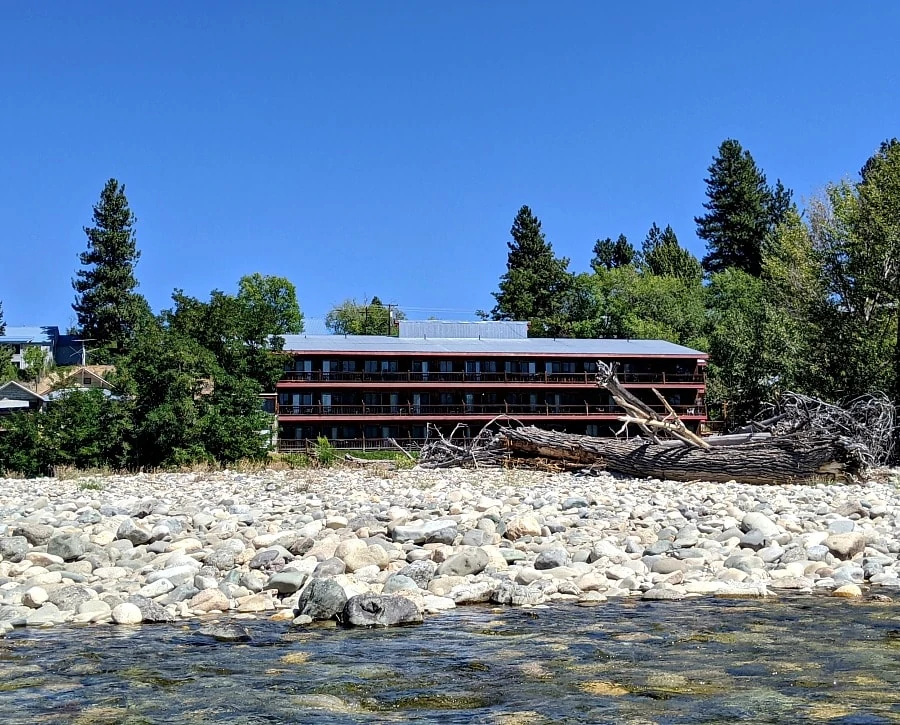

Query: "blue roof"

xmin=279 ymin=334 xmax=706 ymax=357
xmin=0 ymin=326 xmax=58 ymax=345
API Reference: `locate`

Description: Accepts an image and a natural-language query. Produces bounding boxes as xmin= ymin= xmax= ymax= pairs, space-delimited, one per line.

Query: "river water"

xmin=2 ymin=596 xmax=899 ymax=724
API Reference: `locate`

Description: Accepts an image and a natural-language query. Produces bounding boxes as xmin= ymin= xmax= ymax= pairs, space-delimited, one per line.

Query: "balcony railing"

xmin=278 ymin=437 xmax=430 ymax=453
xmin=279 ymin=371 xmax=705 ymax=385
xmin=276 ymin=403 xmax=706 ymax=418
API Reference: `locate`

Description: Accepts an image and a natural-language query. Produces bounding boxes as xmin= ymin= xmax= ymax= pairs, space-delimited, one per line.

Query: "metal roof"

xmin=279 ymin=334 xmax=706 ymax=357
xmin=399 ymin=320 xmax=528 ymax=339
xmin=0 ymin=326 xmax=59 ymax=345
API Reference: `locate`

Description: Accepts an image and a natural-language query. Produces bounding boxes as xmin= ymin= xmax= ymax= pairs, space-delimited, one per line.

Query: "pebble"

xmin=0 ymin=468 xmax=897 ymax=631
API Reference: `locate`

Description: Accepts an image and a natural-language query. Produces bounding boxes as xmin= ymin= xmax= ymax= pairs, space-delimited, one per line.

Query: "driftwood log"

xmin=499 ymin=426 xmax=865 ymax=485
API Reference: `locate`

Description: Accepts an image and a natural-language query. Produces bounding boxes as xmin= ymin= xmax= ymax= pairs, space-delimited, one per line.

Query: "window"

xmin=82 ymin=377 xmax=92 ymax=386
xmin=439 ymin=360 xmax=453 ymax=372
xmin=482 ymin=360 xmax=497 ymax=373
xmin=380 ymin=360 xmax=398 ymax=373
xmin=342 ymin=360 xmax=357 ymax=372
xmin=364 ymin=360 xmax=379 ymax=373
xmin=586 ymin=424 xmax=599 ymax=437
xmin=439 ymin=393 xmax=454 ymax=405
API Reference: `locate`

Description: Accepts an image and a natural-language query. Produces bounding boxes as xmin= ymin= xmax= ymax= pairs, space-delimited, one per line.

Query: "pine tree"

xmin=491 ymin=205 xmax=573 ymax=334
xmin=641 ymin=223 xmax=702 ymax=280
xmin=695 ymin=139 xmax=792 ymax=277
xmin=590 ymin=234 xmax=635 ymax=272
xmin=72 ymin=179 xmax=150 ymax=353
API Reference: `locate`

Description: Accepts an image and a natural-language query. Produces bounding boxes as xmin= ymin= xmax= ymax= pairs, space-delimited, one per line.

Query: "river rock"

xmin=47 ymin=533 xmax=86 ymax=562
xmin=741 ymin=512 xmax=781 ymax=539
xmin=12 ymin=523 xmax=54 ymax=546
xmin=116 ymin=518 xmax=152 ymax=546
xmin=436 ymin=547 xmax=489 ymax=576
xmin=825 ymin=533 xmax=866 ymax=559
xmin=189 ymin=588 xmax=231 ymax=613
xmin=503 ymin=514 xmax=542 ymax=540
xmin=397 ymin=560 xmax=437 ymax=588
xmin=0 ymin=536 xmax=29 ymax=563
xmin=337 ymin=594 xmax=423 ymax=627
xmin=126 ymin=595 xmax=175 ymax=623
xmin=267 ymin=571 xmax=307 ymax=595
xmin=296 ymin=578 xmax=347 ymax=620
xmin=47 ymin=585 xmax=95 ymax=611
xmin=111 ymin=602 xmax=143 ymax=625
xmin=534 ymin=548 xmax=569 ymax=570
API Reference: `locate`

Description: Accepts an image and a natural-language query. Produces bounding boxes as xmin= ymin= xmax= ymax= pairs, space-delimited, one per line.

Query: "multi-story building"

xmin=275 ymin=321 xmax=707 ymax=452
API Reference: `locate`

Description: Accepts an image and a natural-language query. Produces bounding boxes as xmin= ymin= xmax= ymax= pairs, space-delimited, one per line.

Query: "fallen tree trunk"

xmin=499 ymin=426 xmax=864 ymax=485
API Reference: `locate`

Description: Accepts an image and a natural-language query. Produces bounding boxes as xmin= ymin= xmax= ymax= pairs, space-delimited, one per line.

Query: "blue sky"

xmin=2 ymin=2 xmax=898 ymax=328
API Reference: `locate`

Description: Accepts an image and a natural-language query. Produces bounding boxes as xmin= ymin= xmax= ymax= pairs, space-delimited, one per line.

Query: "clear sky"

xmin=2 ymin=2 xmax=898 ymax=328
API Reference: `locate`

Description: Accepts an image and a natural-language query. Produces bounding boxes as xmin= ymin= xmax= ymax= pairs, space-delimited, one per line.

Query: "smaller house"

xmin=35 ymin=365 xmax=115 ymax=397
xmin=0 ymin=326 xmax=58 ymax=371
xmin=0 ymin=380 xmax=48 ymax=415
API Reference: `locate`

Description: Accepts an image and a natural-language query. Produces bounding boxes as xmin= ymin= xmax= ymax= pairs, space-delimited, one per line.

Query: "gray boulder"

xmin=12 ymin=523 xmax=54 ymax=546
xmin=116 ymin=518 xmax=152 ymax=546
xmin=534 ymin=548 xmax=569 ymax=570
xmin=296 ymin=578 xmax=347 ymax=620
xmin=126 ymin=595 xmax=175 ymax=623
xmin=382 ymin=574 xmax=420 ymax=594
xmin=47 ymin=533 xmax=86 ymax=562
xmin=0 ymin=536 xmax=29 ymax=563
xmin=397 ymin=559 xmax=438 ymax=588
xmin=436 ymin=547 xmax=489 ymax=577
xmin=337 ymin=594 xmax=422 ymax=628
xmin=47 ymin=585 xmax=94 ymax=612
xmin=267 ymin=571 xmax=308 ymax=595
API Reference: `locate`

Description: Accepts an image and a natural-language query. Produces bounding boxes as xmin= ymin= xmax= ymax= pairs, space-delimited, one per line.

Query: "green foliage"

xmin=0 ymin=413 xmax=45 ymax=477
xmin=696 ymin=139 xmax=792 ymax=277
xmin=237 ymin=273 xmax=304 ymax=337
xmin=21 ymin=346 xmax=50 ymax=383
xmin=314 ymin=436 xmax=338 ymax=466
xmin=325 ymin=296 xmax=405 ymax=336
xmin=491 ymin=205 xmax=574 ymax=335
xmin=591 ymin=234 xmax=636 ymax=272
xmin=72 ymin=179 xmax=152 ymax=355
xmin=641 ymin=224 xmax=702 ymax=281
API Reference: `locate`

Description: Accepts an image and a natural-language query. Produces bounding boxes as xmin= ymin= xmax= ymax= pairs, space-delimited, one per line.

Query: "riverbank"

xmin=1 ymin=467 xmax=898 ymax=632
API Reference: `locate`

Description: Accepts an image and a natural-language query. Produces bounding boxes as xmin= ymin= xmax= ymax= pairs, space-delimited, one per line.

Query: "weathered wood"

xmin=499 ymin=426 xmax=862 ymax=485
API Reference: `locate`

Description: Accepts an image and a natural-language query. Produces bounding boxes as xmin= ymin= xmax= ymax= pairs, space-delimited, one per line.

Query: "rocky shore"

xmin=1 ymin=467 xmax=898 ymax=634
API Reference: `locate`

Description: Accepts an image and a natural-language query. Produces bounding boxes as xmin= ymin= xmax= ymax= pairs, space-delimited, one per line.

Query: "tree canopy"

xmin=696 ymin=139 xmax=792 ymax=277
xmin=325 ymin=296 xmax=405 ymax=335
xmin=490 ymin=205 xmax=574 ymax=335
xmin=72 ymin=179 xmax=151 ymax=354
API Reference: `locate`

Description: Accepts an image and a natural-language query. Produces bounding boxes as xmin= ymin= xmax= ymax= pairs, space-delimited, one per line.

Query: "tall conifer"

xmin=491 ymin=205 xmax=573 ymax=334
xmin=72 ymin=179 xmax=149 ymax=352
xmin=696 ymin=139 xmax=792 ymax=276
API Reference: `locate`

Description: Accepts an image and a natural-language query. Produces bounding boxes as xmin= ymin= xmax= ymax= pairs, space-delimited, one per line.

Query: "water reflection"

xmin=1 ymin=596 xmax=899 ymax=724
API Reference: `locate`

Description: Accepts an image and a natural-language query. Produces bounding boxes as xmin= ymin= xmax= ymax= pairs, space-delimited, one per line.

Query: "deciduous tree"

xmin=325 ymin=296 xmax=404 ymax=336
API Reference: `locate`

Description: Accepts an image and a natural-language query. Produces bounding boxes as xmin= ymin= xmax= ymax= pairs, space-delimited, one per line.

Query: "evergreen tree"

xmin=590 ymin=234 xmax=635 ymax=272
xmin=491 ymin=205 xmax=573 ymax=334
xmin=642 ymin=224 xmax=702 ymax=280
xmin=72 ymin=179 xmax=150 ymax=353
xmin=696 ymin=139 xmax=792 ymax=276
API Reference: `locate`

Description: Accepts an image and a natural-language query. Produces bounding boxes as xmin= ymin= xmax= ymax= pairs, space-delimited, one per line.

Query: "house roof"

xmin=279 ymin=334 xmax=707 ymax=358
xmin=0 ymin=326 xmax=59 ymax=345
xmin=35 ymin=365 xmax=116 ymax=396
xmin=0 ymin=380 xmax=49 ymax=402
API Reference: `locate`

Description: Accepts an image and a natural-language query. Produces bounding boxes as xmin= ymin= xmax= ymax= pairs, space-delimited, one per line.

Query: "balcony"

xmin=278 ymin=370 xmax=705 ymax=385
xmin=276 ymin=403 xmax=706 ymax=418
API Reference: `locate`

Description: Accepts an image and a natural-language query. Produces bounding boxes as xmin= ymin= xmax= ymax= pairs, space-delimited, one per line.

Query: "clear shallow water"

xmin=2 ymin=597 xmax=900 ymax=724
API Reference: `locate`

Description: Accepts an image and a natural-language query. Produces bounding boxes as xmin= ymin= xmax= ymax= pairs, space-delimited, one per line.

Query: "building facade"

xmin=275 ymin=322 xmax=707 ymax=451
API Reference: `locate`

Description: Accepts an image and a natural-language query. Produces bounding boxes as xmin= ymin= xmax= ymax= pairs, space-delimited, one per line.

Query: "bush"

xmin=314 ymin=436 xmax=338 ymax=466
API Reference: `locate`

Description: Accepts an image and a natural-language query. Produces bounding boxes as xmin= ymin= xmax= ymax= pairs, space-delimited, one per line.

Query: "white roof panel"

xmin=279 ymin=335 xmax=706 ymax=357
